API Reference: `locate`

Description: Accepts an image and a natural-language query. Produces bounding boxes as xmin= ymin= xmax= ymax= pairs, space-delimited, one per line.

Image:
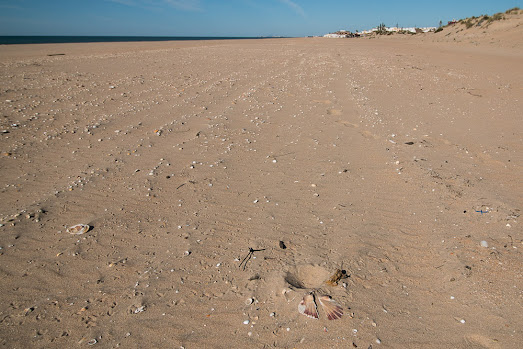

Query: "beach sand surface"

xmin=0 ymin=31 xmax=521 ymax=348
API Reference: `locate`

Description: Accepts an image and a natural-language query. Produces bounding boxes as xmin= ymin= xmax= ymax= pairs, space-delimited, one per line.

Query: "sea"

xmin=0 ymin=36 xmax=277 ymax=45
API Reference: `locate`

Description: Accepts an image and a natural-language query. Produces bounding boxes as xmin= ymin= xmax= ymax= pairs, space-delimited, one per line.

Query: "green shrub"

xmin=493 ymin=13 xmax=504 ymax=20
xmin=487 ymin=13 xmax=504 ymax=23
xmin=465 ymin=19 xmax=474 ymax=28
xmin=435 ymin=27 xmax=443 ymax=33
xmin=505 ymin=7 xmax=520 ymax=14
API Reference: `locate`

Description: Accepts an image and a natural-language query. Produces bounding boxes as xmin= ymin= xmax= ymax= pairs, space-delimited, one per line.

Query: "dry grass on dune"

xmin=428 ymin=7 xmax=523 ymax=47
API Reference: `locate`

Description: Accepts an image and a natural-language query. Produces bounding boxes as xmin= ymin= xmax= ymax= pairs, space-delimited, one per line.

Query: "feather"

xmin=298 ymin=293 xmax=318 ymax=319
xmin=318 ymin=295 xmax=343 ymax=320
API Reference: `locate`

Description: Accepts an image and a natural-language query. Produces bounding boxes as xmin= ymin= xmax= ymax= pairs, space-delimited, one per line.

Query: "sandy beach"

xmin=0 ymin=28 xmax=522 ymax=349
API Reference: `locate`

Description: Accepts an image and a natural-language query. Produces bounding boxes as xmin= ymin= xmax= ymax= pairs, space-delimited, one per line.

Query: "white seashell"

xmin=66 ymin=224 xmax=90 ymax=235
xmin=134 ymin=306 xmax=146 ymax=313
xmin=298 ymin=293 xmax=318 ymax=319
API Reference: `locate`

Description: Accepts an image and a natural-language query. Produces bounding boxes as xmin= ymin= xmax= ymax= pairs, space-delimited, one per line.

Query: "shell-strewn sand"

xmin=0 ymin=33 xmax=521 ymax=348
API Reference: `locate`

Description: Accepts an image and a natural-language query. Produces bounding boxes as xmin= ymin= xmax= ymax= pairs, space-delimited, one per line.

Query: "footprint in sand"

xmin=313 ymin=99 xmax=332 ymax=105
xmin=335 ymin=120 xmax=359 ymax=128
xmin=327 ymin=109 xmax=342 ymax=116
xmin=463 ymin=334 xmax=501 ymax=349
xmin=360 ymin=130 xmax=379 ymax=140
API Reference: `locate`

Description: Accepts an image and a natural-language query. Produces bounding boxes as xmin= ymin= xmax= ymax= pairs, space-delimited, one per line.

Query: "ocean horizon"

xmin=0 ymin=35 xmax=283 ymax=45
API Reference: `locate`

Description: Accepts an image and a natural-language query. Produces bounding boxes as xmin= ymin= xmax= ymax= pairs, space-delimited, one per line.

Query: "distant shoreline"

xmin=0 ymin=36 xmax=285 ymax=45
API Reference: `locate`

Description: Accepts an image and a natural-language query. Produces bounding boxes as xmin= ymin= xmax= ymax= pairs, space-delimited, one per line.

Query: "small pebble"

xmin=480 ymin=241 xmax=488 ymax=248
xmin=243 ymin=320 xmax=250 ymax=325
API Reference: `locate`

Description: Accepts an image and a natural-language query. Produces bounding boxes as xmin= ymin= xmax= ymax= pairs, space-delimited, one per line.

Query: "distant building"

xmin=323 ymin=30 xmax=357 ymax=38
xmin=325 ymin=26 xmax=436 ymax=37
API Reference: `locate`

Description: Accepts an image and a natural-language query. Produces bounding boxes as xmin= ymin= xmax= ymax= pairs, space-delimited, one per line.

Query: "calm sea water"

xmin=0 ymin=36 xmax=275 ymax=45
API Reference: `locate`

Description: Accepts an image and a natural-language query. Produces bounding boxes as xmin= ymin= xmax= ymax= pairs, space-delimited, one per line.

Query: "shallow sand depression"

xmin=0 ymin=36 xmax=521 ymax=348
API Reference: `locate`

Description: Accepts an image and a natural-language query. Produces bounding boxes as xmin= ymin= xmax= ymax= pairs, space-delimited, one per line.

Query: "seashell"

xmin=298 ymin=293 xmax=318 ymax=319
xmin=318 ymin=295 xmax=343 ymax=320
xmin=66 ymin=224 xmax=90 ymax=235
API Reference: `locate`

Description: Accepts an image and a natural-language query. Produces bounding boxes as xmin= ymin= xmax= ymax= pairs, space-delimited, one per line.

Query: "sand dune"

xmin=417 ymin=8 xmax=523 ymax=49
xmin=0 ymin=32 xmax=521 ymax=348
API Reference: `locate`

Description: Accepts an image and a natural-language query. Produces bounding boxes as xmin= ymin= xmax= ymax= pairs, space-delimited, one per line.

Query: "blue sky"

xmin=0 ymin=0 xmax=521 ymax=37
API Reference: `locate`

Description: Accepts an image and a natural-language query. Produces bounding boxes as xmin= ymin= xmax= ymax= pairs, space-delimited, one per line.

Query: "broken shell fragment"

xmin=298 ymin=293 xmax=319 ymax=319
xmin=66 ymin=224 xmax=90 ymax=235
xmin=318 ymin=295 xmax=343 ymax=320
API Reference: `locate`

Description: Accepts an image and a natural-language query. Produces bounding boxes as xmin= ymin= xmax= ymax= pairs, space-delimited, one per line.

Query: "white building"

xmin=323 ymin=33 xmax=347 ymax=38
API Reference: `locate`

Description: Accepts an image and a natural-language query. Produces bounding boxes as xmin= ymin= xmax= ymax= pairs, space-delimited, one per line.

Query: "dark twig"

xmin=239 ymin=247 xmax=266 ymax=271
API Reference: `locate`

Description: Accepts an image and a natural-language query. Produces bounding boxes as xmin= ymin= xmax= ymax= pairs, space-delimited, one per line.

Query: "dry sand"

xmin=0 ymin=26 xmax=522 ymax=349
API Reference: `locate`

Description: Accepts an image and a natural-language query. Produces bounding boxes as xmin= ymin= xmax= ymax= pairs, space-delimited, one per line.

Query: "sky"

xmin=0 ymin=0 xmax=521 ymax=37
